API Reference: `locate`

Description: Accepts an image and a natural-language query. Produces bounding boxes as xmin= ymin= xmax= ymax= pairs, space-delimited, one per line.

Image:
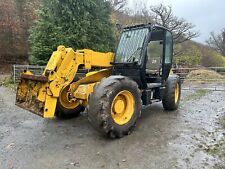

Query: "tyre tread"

xmin=87 ymin=76 xmax=141 ymax=138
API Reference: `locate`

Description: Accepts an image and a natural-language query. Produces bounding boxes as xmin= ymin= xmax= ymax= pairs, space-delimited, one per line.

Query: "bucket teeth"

xmin=16 ymin=75 xmax=46 ymax=117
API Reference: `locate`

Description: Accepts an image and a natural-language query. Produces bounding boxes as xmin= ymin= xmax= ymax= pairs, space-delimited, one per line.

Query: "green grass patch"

xmin=185 ymin=89 xmax=209 ymax=101
xmin=220 ymin=115 xmax=225 ymax=128
xmin=207 ymin=116 xmax=225 ymax=158
xmin=207 ymin=140 xmax=225 ymax=158
xmin=0 ymin=76 xmax=17 ymax=90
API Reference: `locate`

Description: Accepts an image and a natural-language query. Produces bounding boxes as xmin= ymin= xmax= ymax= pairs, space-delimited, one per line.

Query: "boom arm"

xmin=16 ymin=45 xmax=114 ymax=118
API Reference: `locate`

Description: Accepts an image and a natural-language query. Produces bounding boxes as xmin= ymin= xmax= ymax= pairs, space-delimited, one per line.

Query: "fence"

xmin=181 ymin=84 xmax=225 ymax=91
xmin=12 ymin=64 xmax=45 ymax=83
xmin=172 ymin=67 xmax=225 ymax=80
xmin=172 ymin=67 xmax=225 ymax=91
xmin=11 ymin=65 xmax=225 ymax=90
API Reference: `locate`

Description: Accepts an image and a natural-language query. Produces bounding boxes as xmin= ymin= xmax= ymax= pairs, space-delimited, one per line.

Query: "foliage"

xmin=173 ymin=40 xmax=225 ymax=67
xmin=174 ymin=45 xmax=201 ymax=65
xmin=201 ymin=49 xmax=225 ymax=67
xmin=29 ymin=0 xmax=115 ymax=65
xmin=0 ymin=0 xmax=40 ymax=58
xmin=0 ymin=76 xmax=16 ymax=90
xmin=206 ymin=29 xmax=225 ymax=56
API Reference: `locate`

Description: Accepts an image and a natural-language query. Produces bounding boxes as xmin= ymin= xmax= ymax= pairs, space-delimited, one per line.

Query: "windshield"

xmin=115 ymin=28 xmax=149 ymax=63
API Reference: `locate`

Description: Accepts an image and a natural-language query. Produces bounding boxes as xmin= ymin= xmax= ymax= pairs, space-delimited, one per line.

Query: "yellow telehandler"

xmin=16 ymin=24 xmax=181 ymax=138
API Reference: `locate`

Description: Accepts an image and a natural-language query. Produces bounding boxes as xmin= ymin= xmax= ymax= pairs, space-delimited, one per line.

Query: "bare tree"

xmin=206 ymin=29 xmax=225 ymax=56
xmin=150 ymin=4 xmax=199 ymax=44
xmin=106 ymin=0 xmax=127 ymax=11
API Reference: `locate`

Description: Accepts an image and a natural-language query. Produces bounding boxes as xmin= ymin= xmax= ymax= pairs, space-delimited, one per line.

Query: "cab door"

xmin=162 ymin=30 xmax=173 ymax=82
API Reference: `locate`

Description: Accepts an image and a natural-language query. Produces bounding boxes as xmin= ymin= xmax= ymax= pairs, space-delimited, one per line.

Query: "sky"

xmin=127 ymin=0 xmax=225 ymax=43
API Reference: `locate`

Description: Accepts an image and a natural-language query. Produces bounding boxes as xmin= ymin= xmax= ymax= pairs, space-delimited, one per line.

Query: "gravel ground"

xmin=0 ymin=86 xmax=225 ymax=169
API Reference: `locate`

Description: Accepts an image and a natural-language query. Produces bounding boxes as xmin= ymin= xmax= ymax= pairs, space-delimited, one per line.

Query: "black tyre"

xmin=162 ymin=75 xmax=181 ymax=111
xmin=55 ymin=85 xmax=84 ymax=119
xmin=87 ymin=76 xmax=142 ymax=138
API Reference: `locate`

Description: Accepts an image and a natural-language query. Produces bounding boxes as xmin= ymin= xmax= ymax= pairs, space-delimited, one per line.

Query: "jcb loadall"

xmin=16 ymin=24 xmax=181 ymax=138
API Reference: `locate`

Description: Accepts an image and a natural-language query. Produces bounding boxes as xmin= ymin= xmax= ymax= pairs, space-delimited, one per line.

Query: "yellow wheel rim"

xmin=174 ymin=83 xmax=179 ymax=104
xmin=111 ymin=90 xmax=135 ymax=125
xmin=59 ymin=85 xmax=79 ymax=109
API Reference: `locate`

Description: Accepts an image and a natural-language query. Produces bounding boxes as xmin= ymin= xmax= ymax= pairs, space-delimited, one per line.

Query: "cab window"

xmin=164 ymin=31 xmax=173 ymax=64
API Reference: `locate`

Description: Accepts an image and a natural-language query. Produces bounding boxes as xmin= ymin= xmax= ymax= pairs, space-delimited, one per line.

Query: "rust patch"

xmin=21 ymin=74 xmax=48 ymax=82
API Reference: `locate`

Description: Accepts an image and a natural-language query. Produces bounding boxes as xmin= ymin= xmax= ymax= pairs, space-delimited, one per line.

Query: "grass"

xmin=207 ymin=141 xmax=225 ymax=158
xmin=0 ymin=76 xmax=17 ymax=90
xmin=185 ymin=89 xmax=209 ymax=101
xmin=220 ymin=115 xmax=225 ymax=128
xmin=206 ymin=115 xmax=225 ymax=158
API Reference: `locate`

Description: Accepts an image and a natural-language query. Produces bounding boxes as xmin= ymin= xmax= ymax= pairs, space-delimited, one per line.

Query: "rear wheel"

xmin=87 ymin=76 xmax=142 ymax=138
xmin=162 ymin=75 xmax=181 ymax=111
xmin=55 ymin=85 xmax=84 ymax=119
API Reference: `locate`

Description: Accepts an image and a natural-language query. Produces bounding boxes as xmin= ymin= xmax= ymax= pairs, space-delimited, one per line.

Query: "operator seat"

xmin=146 ymin=40 xmax=163 ymax=75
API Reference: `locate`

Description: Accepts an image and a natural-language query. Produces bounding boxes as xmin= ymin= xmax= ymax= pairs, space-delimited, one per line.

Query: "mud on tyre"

xmin=162 ymin=75 xmax=181 ymax=111
xmin=87 ymin=76 xmax=142 ymax=138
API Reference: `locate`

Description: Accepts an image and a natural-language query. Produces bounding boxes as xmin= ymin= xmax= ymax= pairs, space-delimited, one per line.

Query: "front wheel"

xmin=87 ymin=76 xmax=142 ymax=138
xmin=162 ymin=75 xmax=181 ymax=111
xmin=55 ymin=85 xmax=84 ymax=119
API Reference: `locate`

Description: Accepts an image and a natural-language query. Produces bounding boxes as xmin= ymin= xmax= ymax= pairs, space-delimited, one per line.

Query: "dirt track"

xmin=0 ymin=86 xmax=225 ymax=169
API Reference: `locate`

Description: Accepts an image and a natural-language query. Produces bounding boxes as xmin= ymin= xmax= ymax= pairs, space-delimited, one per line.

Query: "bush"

xmin=201 ymin=50 xmax=225 ymax=67
xmin=174 ymin=41 xmax=225 ymax=67
xmin=0 ymin=76 xmax=16 ymax=90
xmin=174 ymin=45 xmax=201 ymax=66
xmin=29 ymin=0 xmax=115 ymax=65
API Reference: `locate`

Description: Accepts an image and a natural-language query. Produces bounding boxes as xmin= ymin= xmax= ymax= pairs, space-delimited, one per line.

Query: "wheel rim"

xmin=59 ymin=86 xmax=80 ymax=109
xmin=174 ymin=83 xmax=179 ymax=104
xmin=111 ymin=90 xmax=135 ymax=125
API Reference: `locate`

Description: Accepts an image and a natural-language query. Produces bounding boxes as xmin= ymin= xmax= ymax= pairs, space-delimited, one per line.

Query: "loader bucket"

xmin=16 ymin=72 xmax=49 ymax=117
